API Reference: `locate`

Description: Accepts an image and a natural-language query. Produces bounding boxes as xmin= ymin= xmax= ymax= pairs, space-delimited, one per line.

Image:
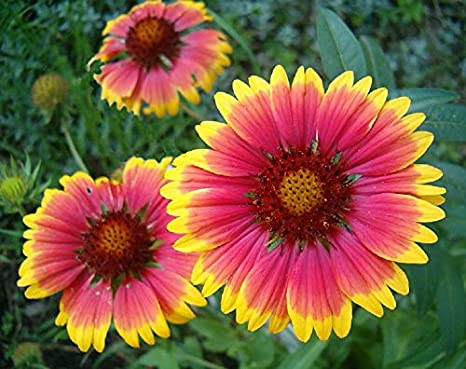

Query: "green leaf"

xmin=276 ymin=340 xmax=328 ymax=369
xmin=231 ymin=333 xmax=275 ymax=369
xmin=189 ymin=317 xmax=237 ymax=352
xmin=423 ymin=104 xmax=466 ymax=142
xmin=389 ymin=88 xmax=459 ymax=113
xmin=433 ymin=161 xmax=466 ymax=202
xmin=383 ymin=310 xmax=447 ymax=368
xmin=0 ymin=228 xmax=23 ymax=237
xmin=316 ymin=8 xmax=367 ymax=80
xmin=405 ymin=246 xmax=443 ymax=316
xmin=387 ymin=339 xmax=444 ymax=369
xmin=359 ymin=36 xmax=395 ymax=89
xmin=430 ymin=345 xmax=466 ymax=369
xmin=136 ymin=347 xmax=179 ymax=369
xmin=246 ymin=334 xmax=275 ymax=368
xmin=439 ymin=216 xmax=466 ymax=240
xmin=438 ymin=202 xmax=466 ymax=241
xmin=189 ymin=317 xmax=233 ymax=339
xmin=437 ymin=250 xmax=466 ymax=353
xmin=204 ymin=336 xmax=238 ymax=353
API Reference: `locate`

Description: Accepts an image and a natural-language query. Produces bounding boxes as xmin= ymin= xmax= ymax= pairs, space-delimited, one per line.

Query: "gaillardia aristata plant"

xmin=17 ymin=157 xmax=206 ymax=352
xmin=162 ymin=65 xmax=446 ymax=342
xmin=89 ymin=0 xmax=232 ymax=117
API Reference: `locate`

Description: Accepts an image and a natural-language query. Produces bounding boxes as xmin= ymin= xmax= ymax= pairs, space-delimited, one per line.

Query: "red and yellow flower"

xmin=162 ymin=65 xmax=446 ymax=341
xmin=89 ymin=0 xmax=232 ymax=117
xmin=18 ymin=157 xmax=206 ymax=352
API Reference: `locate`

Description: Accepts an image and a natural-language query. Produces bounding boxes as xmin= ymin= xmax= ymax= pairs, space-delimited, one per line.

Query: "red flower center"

xmin=125 ymin=16 xmax=180 ymax=70
xmin=251 ymin=146 xmax=353 ymax=246
xmin=78 ymin=210 xmax=155 ymax=280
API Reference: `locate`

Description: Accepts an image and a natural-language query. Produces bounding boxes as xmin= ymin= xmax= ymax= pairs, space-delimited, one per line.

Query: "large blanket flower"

xmin=89 ymin=0 xmax=232 ymax=117
xmin=18 ymin=157 xmax=206 ymax=352
xmin=162 ymin=65 xmax=446 ymax=341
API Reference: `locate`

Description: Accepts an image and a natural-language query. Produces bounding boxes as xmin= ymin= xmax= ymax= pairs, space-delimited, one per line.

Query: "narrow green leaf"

xmin=0 ymin=255 xmax=12 ymax=263
xmin=317 ymin=8 xmax=367 ymax=80
xmin=437 ymin=251 xmax=466 ymax=353
xmin=405 ymin=246 xmax=442 ymax=316
xmin=0 ymin=228 xmax=23 ymax=237
xmin=382 ymin=311 xmax=440 ymax=368
xmin=423 ymin=104 xmax=466 ymax=142
xmin=389 ymin=88 xmax=459 ymax=113
xmin=276 ymin=340 xmax=328 ymax=369
xmin=430 ymin=345 xmax=466 ymax=369
xmin=440 ymin=217 xmax=466 ymax=240
xmin=387 ymin=339 xmax=444 ymax=369
xmin=209 ymin=9 xmax=260 ymax=75
xmin=359 ymin=35 xmax=395 ymax=89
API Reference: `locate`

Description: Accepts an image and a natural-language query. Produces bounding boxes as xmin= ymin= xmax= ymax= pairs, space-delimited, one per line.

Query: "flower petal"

xmin=122 ymin=157 xmax=171 ymax=216
xmin=350 ymin=193 xmax=443 ymax=263
xmin=55 ymin=276 xmax=112 ymax=353
xmin=113 ymin=278 xmax=170 ymax=348
xmin=331 ymin=231 xmax=409 ymax=317
xmin=191 ymin=225 xmax=267 ymax=298
xmin=289 ymin=66 xmax=324 ymax=147
xmin=95 ymin=60 xmax=141 ymax=109
xmin=59 ymin=172 xmax=102 ymax=218
xmin=235 ymin=245 xmax=297 ymax=332
xmin=287 ymin=244 xmax=352 ymax=341
xmin=165 ymin=0 xmax=212 ymax=31
xmin=214 ymin=81 xmax=281 ymax=153
xmin=144 ymin=268 xmax=206 ymax=324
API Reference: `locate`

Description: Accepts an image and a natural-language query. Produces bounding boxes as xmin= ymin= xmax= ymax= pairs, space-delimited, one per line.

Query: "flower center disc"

xmin=278 ymin=168 xmax=324 ymax=216
xmin=252 ymin=147 xmax=353 ymax=245
xmin=79 ymin=210 xmax=154 ymax=279
xmin=126 ymin=17 xmax=180 ymax=69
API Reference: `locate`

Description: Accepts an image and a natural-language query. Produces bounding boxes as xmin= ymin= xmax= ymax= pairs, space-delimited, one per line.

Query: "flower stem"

xmin=180 ymin=102 xmax=203 ymax=122
xmin=61 ymin=123 xmax=89 ymax=173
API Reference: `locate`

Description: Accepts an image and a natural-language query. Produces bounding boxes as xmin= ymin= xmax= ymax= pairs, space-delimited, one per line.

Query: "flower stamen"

xmin=278 ymin=168 xmax=324 ymax=216
xmin=251 ymin=147 xmax=353 ymax=245
xmin=79 ymin=210 xmax=154 ymax=279
xmin=126 ymin=17 xmax=180 ymax=69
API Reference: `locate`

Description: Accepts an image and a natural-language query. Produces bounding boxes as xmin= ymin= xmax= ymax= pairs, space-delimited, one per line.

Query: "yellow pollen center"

xmin=95 ymin=220 xmax=133 ymax=258
xmin=278 ymin=168 xmax=324 ymax=216
xmin=79 ymin=210 xmax=154 ymax=279
xmin=133 ymin=18 xmax=166 ymax=45
xmin=126 ymin=16 xmax=180 ymax=69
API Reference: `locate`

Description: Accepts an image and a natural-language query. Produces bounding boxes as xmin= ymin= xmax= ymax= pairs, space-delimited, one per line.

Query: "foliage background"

xmin=1 ymin=0 xmax=465 ymax=368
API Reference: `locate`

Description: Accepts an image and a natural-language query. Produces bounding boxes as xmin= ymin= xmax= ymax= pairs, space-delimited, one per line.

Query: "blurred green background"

xmin=1 ymin=1 xmax=465 ymax=368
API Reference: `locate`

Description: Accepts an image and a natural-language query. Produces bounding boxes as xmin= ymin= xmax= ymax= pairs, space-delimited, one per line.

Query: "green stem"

xmin=61 ymin=123 xmax=89 ymax=173
xmin=85 ymin=93 xmax=106 ymax=162
xmin=180 ymin=102 xmax=204 ymax=122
